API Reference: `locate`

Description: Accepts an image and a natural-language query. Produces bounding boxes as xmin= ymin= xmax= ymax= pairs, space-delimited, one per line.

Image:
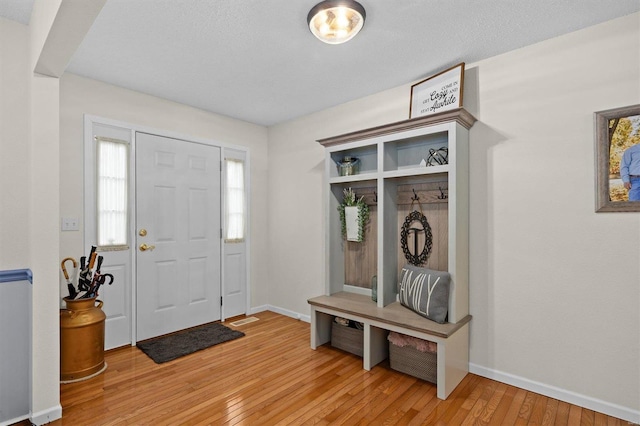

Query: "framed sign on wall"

xmin=409 ymin=63 xmax=465 ymax=119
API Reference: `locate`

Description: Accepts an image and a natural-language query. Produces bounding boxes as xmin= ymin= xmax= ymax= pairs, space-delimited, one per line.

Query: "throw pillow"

xmin=398 ymin=264 xmax=450 ymax=323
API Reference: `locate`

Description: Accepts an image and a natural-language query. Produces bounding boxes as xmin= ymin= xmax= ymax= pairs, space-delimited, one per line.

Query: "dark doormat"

xmin=137 ymin=322 xmax=245 ymax=364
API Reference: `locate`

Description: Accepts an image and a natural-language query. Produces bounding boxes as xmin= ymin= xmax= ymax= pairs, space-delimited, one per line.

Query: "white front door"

xmin=135 ymin=132 xmax=221 ymax=341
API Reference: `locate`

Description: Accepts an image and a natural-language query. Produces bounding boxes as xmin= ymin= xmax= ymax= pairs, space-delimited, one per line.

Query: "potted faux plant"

xmin=338 ymin=188 xmax=370 ymax=242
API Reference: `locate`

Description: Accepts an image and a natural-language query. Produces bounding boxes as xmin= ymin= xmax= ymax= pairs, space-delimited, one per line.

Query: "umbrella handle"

xmin=60 ymin=257 xmax=78 ymax=280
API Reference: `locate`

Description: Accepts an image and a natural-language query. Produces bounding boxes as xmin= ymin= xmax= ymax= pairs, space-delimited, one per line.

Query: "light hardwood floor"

xmin=36 ymin=311 xmax=627 ymax=425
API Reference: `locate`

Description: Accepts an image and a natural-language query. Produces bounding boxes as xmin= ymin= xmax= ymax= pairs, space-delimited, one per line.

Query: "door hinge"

xmin=220 ymin=296 xmax=223 ymax=306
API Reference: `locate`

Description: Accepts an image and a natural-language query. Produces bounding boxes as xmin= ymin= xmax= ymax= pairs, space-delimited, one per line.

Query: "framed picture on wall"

xmin=409 ymin=63 xmax=465 ymax=119
xmin=594 ymin=104 xmax=640 ymax=212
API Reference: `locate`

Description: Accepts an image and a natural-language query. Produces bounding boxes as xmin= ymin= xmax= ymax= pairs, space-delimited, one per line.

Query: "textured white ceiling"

xmin=0 ymin=0 xmax=34 ymax=25
xmin=2 ymin=1 xmax=639 ymax=126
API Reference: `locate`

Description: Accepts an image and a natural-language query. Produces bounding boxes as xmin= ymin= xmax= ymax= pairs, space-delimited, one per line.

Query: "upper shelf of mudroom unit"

xmin=329 ymin=173 xmax=378 ymax=185
xmin=383 ymin=128 xmax=448 ymax=167
xmin=328 ymin=144 xmax=378 ymax=181
xmin=382 ymin=164 xmax=449 ymax=179
xmin=321 ymin=108 xmax=476 ymax=183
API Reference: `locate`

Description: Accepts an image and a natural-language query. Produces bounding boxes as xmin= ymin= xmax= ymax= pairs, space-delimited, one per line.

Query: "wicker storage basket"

xmin=389 ymin=341 xmax=437 ymax=384
xmin=331 ymin=322 xmax=363 ymax=357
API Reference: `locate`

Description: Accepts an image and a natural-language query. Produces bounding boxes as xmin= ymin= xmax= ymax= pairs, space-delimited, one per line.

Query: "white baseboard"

xmin=250 ymin=304 xmax=310 ymax=323
xmin=0 ymin=414 xmax=29 ymax=426
xmin=469 ymin=363 xmax=639 ymax=424
xmin=267 ymin=305 xmax=311 ymax=323
xmin=30 ymin=404 xmax=62 ymax=426
xmin=248 ymin=304 xmax=268 ymax=315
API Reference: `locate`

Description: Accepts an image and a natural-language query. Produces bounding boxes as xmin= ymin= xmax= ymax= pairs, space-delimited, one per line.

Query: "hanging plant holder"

xmin=400 ymin=195 xmax=433 ymax=265
xmin=338 ymin=188 xmax=370 ymax=243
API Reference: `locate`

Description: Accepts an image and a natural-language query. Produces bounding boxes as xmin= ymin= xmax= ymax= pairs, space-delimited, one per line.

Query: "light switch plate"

xmin=61 ymin=217 xmax=79 ymax=231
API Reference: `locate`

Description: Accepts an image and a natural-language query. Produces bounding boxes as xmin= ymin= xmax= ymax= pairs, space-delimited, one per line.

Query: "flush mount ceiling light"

xmin=307 ymin=0 xmax=366 ymax=45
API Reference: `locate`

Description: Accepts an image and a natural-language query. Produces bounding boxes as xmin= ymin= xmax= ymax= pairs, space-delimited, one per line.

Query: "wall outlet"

xmin=61 ymin=217 xmax=79 ymax=231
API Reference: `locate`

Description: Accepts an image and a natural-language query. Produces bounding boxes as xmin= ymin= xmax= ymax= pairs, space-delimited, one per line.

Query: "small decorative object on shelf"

xmin=426 ymin=147 xmax=448 ymax=166
xmin=371 ymin=275 xmax=377 ymax=302
xmin=336 ymin=156 xmax=360 ymax=176
xmin=338 ymin=188 xmax=370 ymax=242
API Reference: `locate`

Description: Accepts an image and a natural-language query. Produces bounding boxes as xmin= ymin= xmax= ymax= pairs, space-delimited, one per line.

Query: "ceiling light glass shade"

xmin=307 ymin=0 xmax=366 ymax=45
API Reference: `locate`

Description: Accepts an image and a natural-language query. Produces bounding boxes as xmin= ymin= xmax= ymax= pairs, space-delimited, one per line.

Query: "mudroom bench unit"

xmin=308 ymin=292 xmax=471 ymax=400
xmin=310 ymin=108 xmax=476 ymax=401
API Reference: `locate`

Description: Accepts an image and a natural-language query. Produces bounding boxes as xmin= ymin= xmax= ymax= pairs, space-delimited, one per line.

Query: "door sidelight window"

xmin=96 ymin=137 xmax=129 ymax=249
xmin=225 ymin=159 xmax=245 ymax=242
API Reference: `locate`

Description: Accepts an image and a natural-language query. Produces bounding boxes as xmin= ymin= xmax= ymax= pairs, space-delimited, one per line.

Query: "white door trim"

xmin=83 ymin=114 xmax=250 ymax=346
xmin=221 ymin=148 xmax=250 ymax=320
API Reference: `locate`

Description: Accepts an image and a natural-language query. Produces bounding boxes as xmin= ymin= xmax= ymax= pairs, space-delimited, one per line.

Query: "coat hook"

xmin=438 ymin=186 xmax=448 ymax=200
xmin=411 ymin=189 xmax=420 ymax=201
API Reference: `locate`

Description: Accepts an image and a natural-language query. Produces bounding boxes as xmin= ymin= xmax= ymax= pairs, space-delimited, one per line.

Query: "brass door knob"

xmin=139 ymin=243 xmax=155 ymax=252
xmin=139 ymin=229 xmax=147 ymax=237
